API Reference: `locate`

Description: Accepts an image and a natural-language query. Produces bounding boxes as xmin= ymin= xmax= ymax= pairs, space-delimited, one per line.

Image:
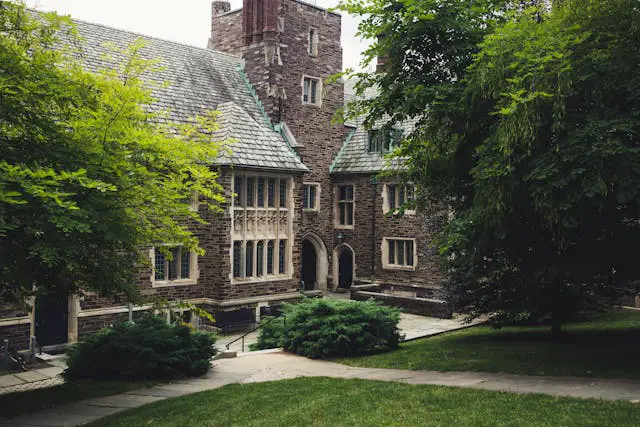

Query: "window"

xmin=257 ymin=241 xmax=265 ymax=276
xmin=385 ymin=184 xmax=415 ymax=213
xmin=245 ymin=241 xmax=254 ymax=277
xmin=279 ymin=180 xmax=287 ymax=208
xmin=336 ymin=185 xmax=354 ymax=227
xmin=303 ymin=183 xmax=319 ymax=210
xmin=246 ymin=177 xmax=255 ymax=207
xmin=231 ymin=173 xmax=292 ymax=282
xmin=268 ymin=179 xmax=276 ymax=207
xmin=302 ymin=76 xmax=320 ymax=106
xmin=257 ymin=177 xmax=265 ymax=207
xmin=233 ymin=241 xmax=242 ymax=278
xmin=234 ymin=176 xmax=244 ymax=207
xmin=383 ymin=238 xmax=416 ymax=269
xmin=267 ymin=241 xmax=274 ymax=274
xmin=368 ymin=129 xmax=403 ymax=154
xmin=308 ymin=28 xmax=318 ymax=56
xmin=153 ymin=246 xmax=195 ymax=284
xmin=278 ymin=240 xmax=286 ymax=274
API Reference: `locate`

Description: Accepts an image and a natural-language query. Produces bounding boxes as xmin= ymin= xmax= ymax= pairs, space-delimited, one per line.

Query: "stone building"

xmin=0 ymin=0 xmax=444 ymax=350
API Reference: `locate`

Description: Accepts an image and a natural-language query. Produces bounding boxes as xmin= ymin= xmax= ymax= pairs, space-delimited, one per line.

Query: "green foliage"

xmin=252 ymin=298 xmax=401 ymax=358
xmin=338 ymin=0 xmax=640 ymax=331
xmin=64 ymin=315 xmax=217 ymax=381
xmin=0 ymin=2 xmax=225 ymax=304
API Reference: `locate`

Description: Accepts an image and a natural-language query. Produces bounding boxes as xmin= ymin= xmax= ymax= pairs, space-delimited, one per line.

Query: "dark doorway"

xmin=301 ymin=239 xmax=317 ymax=290
xmin=35 ymin=294 xmax=68 ymax=346
xmin=338 ymin=247 xmax=354 ymax=288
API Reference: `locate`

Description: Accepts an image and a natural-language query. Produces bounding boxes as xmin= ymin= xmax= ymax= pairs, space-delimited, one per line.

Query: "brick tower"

xmin=210 ymin=0 xmax=347 ymax=290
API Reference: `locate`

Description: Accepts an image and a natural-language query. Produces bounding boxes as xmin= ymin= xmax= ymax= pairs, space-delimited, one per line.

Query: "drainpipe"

xmin=370 ymin=176 xmax=379 ymax=281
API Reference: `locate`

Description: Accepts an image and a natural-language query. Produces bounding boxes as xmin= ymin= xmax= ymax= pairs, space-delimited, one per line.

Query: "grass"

xmin=88 ymin=377 xmax=640 ymax=426
xmin=0 ymin=379 xmax=158 ymax=419
xmin=337 ymin=309 xmax=640 ymax=379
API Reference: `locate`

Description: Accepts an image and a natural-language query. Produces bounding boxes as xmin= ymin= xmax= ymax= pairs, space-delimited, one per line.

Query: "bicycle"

xmin=0 ymin=341 xmax=27 ymax=372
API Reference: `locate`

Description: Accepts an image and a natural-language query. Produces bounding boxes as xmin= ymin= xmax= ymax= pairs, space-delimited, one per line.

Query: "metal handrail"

xmin=225 ymin=314 xmax=285 ymax=353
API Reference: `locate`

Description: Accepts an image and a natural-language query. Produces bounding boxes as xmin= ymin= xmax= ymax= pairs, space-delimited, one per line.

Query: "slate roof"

xmin=55 ymin=15 xmax=308 ymax=172
xmin=331 ymin=80 xmax=414 ymax=174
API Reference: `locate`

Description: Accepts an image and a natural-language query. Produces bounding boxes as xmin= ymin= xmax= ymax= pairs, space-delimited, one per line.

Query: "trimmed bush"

xmin=64 ymin=315 xmax=217 ymax=381
xmin=252 ymin=298 xmax=401 ymax=358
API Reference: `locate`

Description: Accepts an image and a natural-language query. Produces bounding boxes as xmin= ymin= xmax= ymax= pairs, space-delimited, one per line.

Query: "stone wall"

xmin=0 ymin=323 xmax=30 ymax=351
xmin=211 ymin=0 xmax=347 ymax=289
xmin=330 ymin=174 xmax=444 ymax=287
xmin=351 ymin=289 xmax=452 ymax=318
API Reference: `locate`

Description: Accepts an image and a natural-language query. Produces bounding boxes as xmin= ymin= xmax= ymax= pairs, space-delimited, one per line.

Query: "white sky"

xmin=27 ymin=0 xmax=372 ymax=71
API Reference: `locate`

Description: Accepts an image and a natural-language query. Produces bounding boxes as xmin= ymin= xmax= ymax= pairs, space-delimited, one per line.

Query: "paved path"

xmin=0 ymin=312 xmax=479 ymax=396
xmin=3 ymin=351 xmax=640 ymax=426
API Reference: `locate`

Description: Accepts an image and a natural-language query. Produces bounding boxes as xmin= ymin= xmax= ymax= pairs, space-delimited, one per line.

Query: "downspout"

xmin=370 ymin=176 xmax=379 ymax=281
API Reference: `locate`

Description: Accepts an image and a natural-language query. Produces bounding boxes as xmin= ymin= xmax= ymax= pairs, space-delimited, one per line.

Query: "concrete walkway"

xmin=0 ymin=312 xmax=480 ymax=396
xmin=3 ymin=350 xmax=640 ymax=426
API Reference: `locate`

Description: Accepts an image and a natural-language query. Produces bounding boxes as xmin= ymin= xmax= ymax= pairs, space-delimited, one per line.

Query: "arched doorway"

xmin=300 ymin=233 xmax=329 ymax=291
xmin=301 ymin=240 xmax=317 ymax=290
xmin=333 ymin=243 xmax=355 ymax=289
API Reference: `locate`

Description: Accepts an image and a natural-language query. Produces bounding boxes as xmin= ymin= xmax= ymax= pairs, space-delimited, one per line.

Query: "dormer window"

xmin=368 ymin=129 xmax=403 ymax=154
xmin=302 ymin=76 xmax=321 ymax=106
xmin=308 ymin=28 xmax=318 ymax=56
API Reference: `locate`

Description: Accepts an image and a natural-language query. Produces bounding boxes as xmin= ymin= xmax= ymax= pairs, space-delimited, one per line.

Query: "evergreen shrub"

xmin=252 ymin=298 xmax=401 ymax=358
xmin=64 ymin=315 xmax=217 ymax=381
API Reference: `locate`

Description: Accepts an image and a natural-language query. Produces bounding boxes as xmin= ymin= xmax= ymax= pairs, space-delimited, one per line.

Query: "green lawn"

xmin=338 ymin=309 xmax=640 ymax=379
xmin=0 ymin=380 xmax=158 ymax=419
xmin=88 ymin=377 xmax=640 ymax=426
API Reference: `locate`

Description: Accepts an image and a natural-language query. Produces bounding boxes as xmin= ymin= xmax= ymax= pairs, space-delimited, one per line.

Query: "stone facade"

xmin=211 ymin=0 xmax=347 ymax=290
xmin=0 ymin=0 xmax=446 ymax=349
xmin=329 ymin=174 xmax=444 ymax=286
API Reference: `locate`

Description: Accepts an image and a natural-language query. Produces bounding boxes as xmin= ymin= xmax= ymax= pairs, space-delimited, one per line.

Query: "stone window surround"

xmin=301 ymin=74 xmax=322 ymax=107
xmin=381 ymin=237 xmax=417 ymax=271
xmin=149 ymin=246 xmax=199 ymax=287
xmin=230 ymin=172 xmax=294 ymax=284
xmin=334 ymin=183 xmax=355 ymax=229
xmin=382 ymin=183 xmax=416 ymax=216
xmin=303 ymin=182 xmax=321 ymax=211
xmin=308 ymin=27 xmax=318 ymax=57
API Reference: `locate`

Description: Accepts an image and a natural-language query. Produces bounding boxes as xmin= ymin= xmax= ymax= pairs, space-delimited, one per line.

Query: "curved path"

xmin=4 ymin=350 xmax=640 ymax=426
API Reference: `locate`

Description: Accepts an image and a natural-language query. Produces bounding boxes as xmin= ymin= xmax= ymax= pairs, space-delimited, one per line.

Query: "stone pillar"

xmin=67 ymin=294 xmax=80 ymax=343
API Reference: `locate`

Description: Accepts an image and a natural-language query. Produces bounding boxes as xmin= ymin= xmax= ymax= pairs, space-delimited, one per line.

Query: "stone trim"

xmin=381 ymin=237 xmax=417 ymax=271
xmin=0 ymin=316 xmax=31 ymax=327
xmin=382 ymin=183 xmax=416 ymax=216
xmin=149 ymin=247 xmax=199 ymax=288
xmin=334 ymin=183 xmax=356 ymax=229
xmin=301 ymin=74 xmax=322 ymax=107
xmin=303 ymin=182 xmax=321 ymax=211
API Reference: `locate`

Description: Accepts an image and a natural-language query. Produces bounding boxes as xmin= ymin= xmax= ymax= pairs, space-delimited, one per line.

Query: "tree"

xmin=0 ymin=2 xmax=225 ymax=304
xmin=337 ymin=0 xmax=640 ymax=333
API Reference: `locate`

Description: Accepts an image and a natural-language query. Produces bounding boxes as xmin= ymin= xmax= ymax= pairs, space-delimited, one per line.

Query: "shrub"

xmin=252 ymin=298 xmax=401 ymax=358
xmin=64 ymin=315 xmax=217 ymax=381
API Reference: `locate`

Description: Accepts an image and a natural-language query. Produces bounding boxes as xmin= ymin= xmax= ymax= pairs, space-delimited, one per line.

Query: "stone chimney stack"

xmin=375 ymin=35 xmax=388 ymax=73
xmin=242 ymin=0 xmax=279 ymax=45
xmin=212 ymin=1 xmax=231 ymax=16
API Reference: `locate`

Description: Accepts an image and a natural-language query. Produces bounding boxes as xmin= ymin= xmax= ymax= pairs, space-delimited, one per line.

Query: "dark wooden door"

xmin=338 ymin=249 xmax=354 ymax=288
xmin=301 ymin=240 xmax=317 ymax=290
xmin=35 ymin=294 xmax=68 ymax=346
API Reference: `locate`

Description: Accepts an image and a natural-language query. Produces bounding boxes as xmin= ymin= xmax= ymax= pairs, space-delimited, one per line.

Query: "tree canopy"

xmin=337 ymin=0 xmax=640 ymax=331
xmin=0 ymin=2 xmax=225 ymax=304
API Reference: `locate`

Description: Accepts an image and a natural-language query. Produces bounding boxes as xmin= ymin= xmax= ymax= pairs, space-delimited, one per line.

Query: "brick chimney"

xmin=243 ymin=0 xmax=278 ymax=45
xmin=212 ymin=1 xmax=231 ymax=16
xmin=375 ymin=35 xmax=388 ymax=73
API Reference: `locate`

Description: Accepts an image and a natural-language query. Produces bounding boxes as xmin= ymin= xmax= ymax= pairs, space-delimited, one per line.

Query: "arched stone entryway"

xmin=333 ymin=243 xmax=355 ymax=289
xmin=300 ymin=233 xmax=328 ymax=291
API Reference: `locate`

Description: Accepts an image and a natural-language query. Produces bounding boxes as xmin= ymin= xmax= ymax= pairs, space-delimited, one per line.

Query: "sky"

xmin=27 ymin=0 xmax=372 ymax=71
